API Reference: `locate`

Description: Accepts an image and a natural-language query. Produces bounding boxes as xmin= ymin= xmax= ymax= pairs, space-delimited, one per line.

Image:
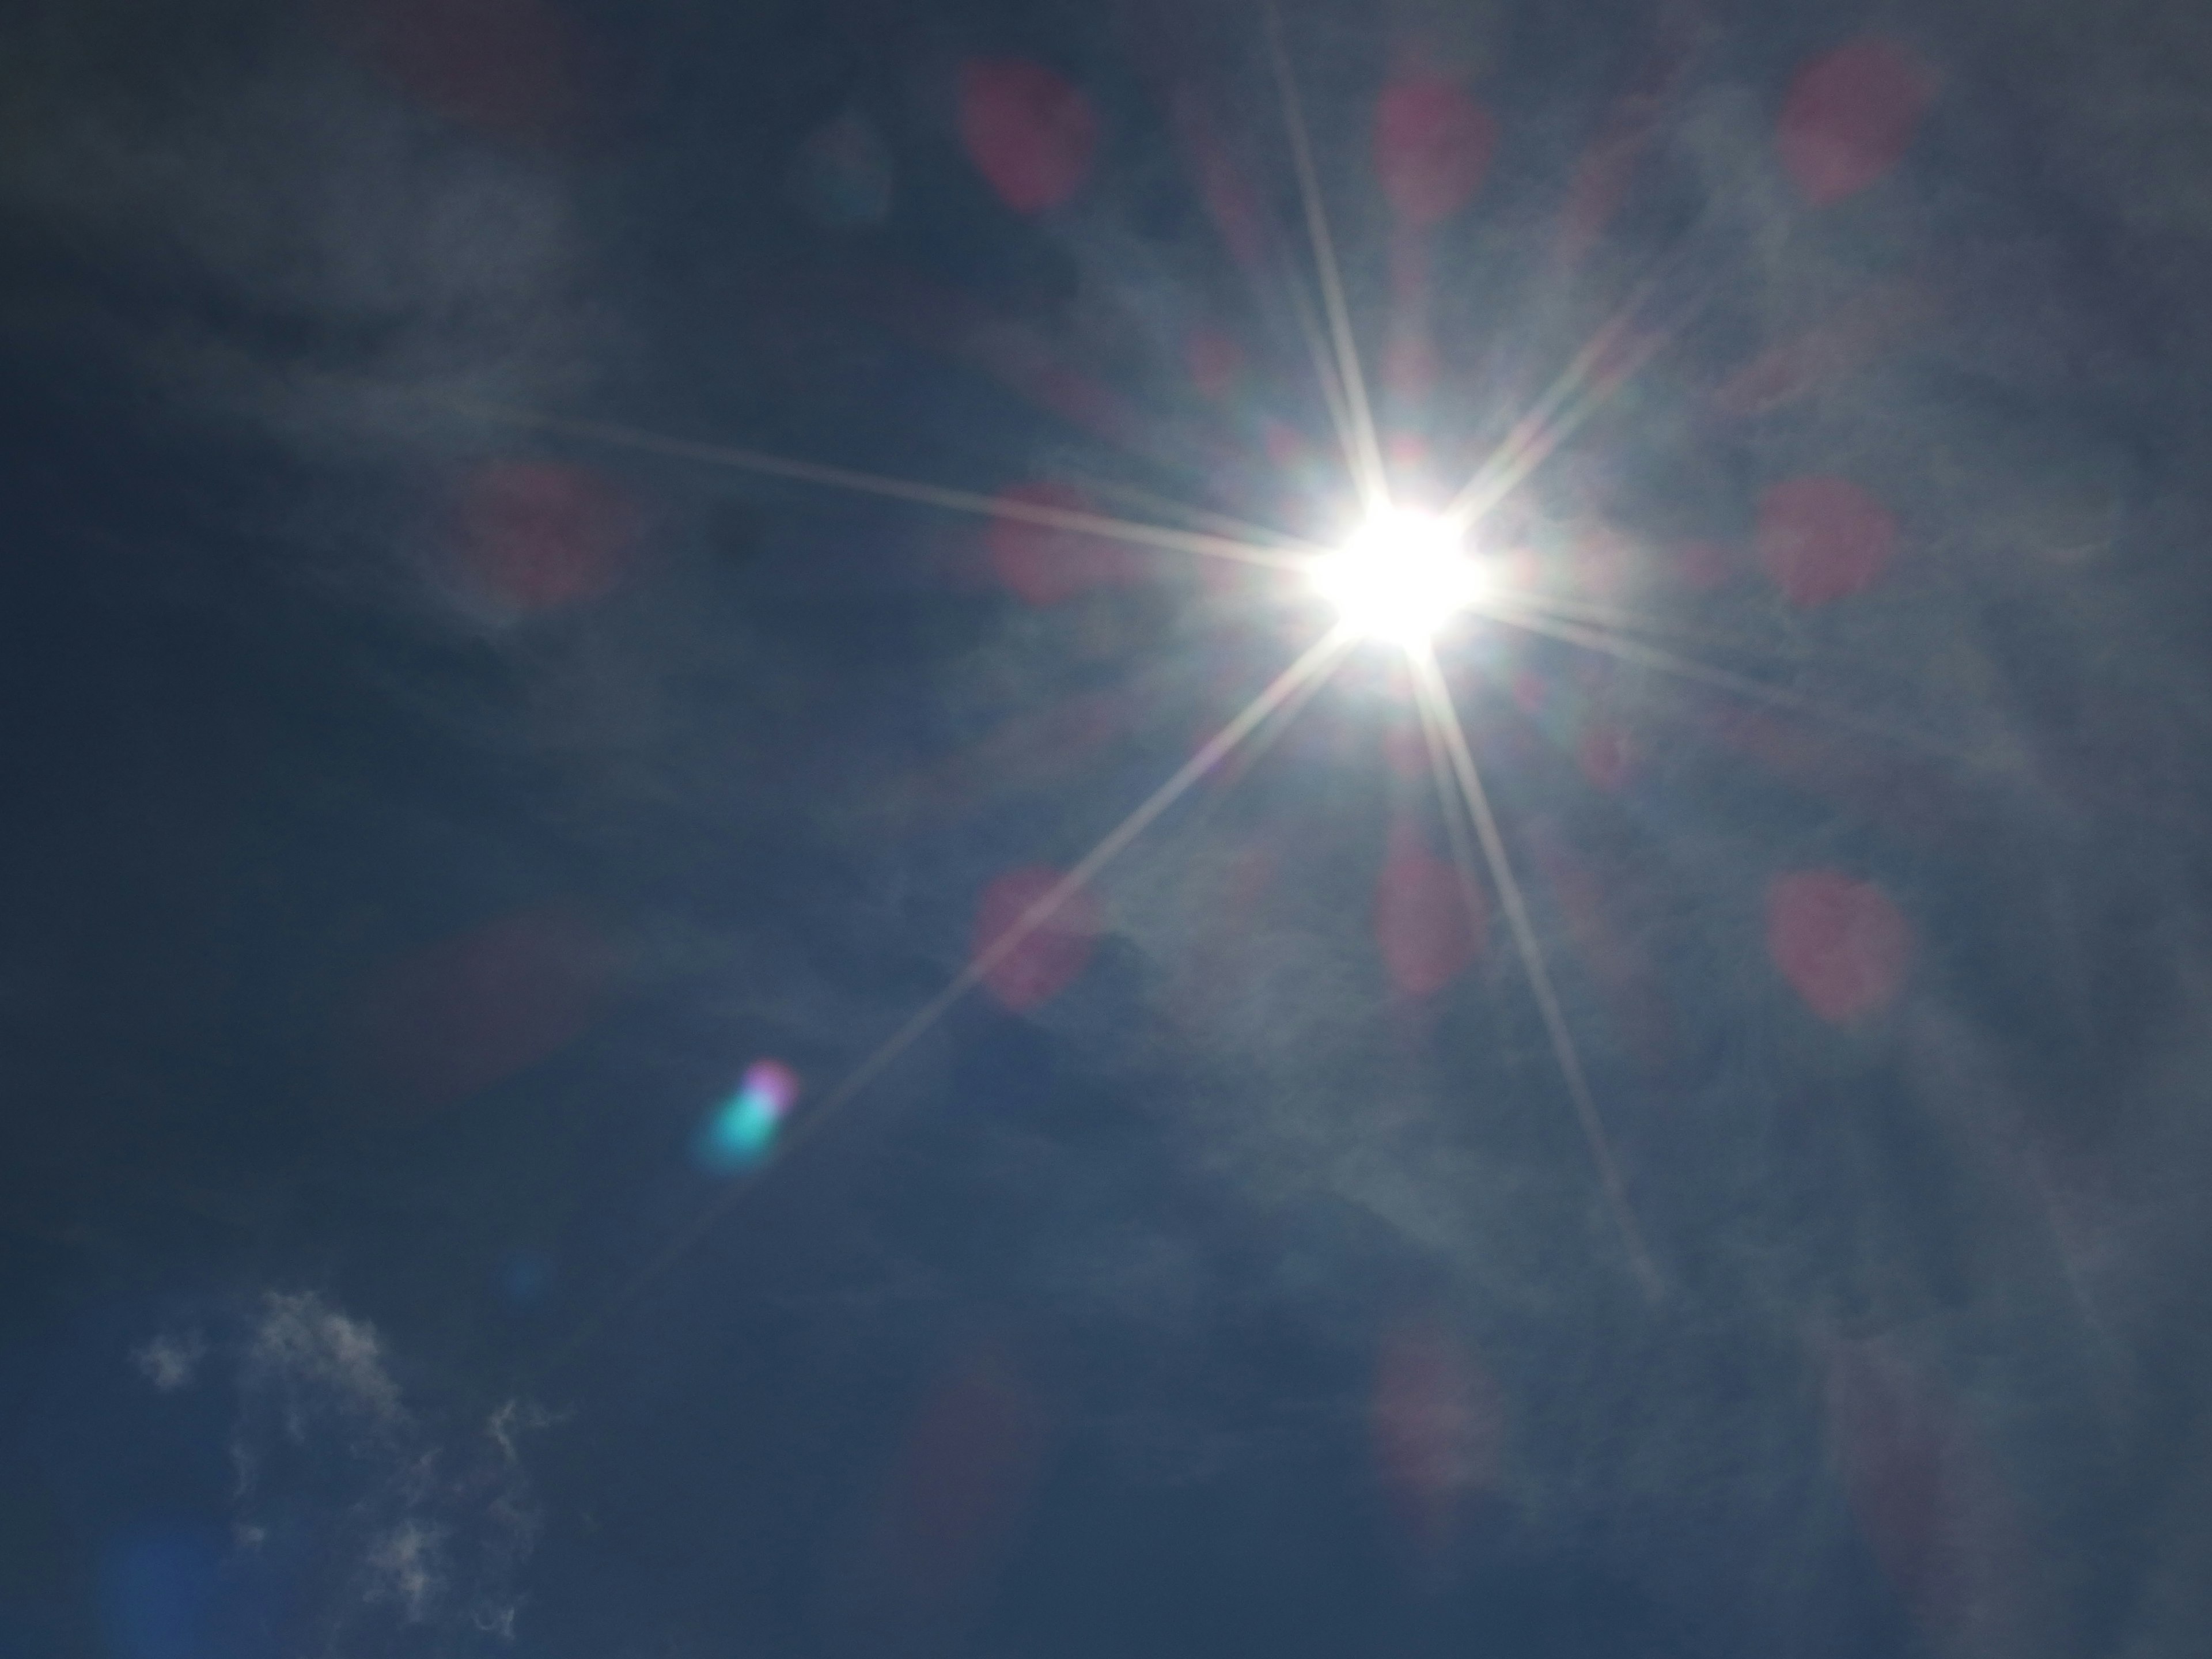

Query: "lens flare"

xmin=1309 ymin=509 xmax=1485 ymax=645
xmin=697 ymin=1060 xmax=801 ymax=1174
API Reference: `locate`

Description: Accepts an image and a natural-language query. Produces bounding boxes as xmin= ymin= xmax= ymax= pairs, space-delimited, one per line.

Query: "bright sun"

xmin=1308 ymin=507 xmax=1487 ymax=646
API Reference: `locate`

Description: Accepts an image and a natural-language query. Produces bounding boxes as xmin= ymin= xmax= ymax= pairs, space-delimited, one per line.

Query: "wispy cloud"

xmin=137 ymin=1289 xmax=561 ymax=1653
xmin=132 ymin=1327 xmax=208 ymax=1392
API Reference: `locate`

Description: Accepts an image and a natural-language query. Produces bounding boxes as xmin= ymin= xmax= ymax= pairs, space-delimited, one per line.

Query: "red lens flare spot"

xmin=1385 ymin=429 xmax=1433 ymax=475
xmin=1374 ymin=825 xmax=1484 ymax=997
xmin=1571 ymin=522 xmax=1638 ymax=603
xmin=1579 ymin=724 xmax=1633 ymax=791
xmin=1382 ymin=722 xmax=1428 ymax=782
xmin=1263 ymin=419 xmax=1317 ymax=474
xmin=1672 ymin=539 xmax=1732 ymax=590
xmin=1371 ymin=1318 xmax=1503 ymax=1557
xmin=1714 ymin=280 xmax=1933 ymax=418
xmin=882 ymin=1343 xmax=1051 ymax=1600
xmin=1821 ymin=1335 xmax=2031 ymax=1646
xmin=1384 ymin=333 xmax=1440 ymax=404
xmin=355 ymin=905 xmax=614 ymax=1109
xmin=335 ymin=0 xmax=587 ymax=144
xmin=1185 ymin=328 xmax=1244 ymax=401
xmin=1374 ymin=76 xmax=1496 ymax=228
xmin=1556 ymin=129 xmax=1641 ymax=268
xmin=1552 ymin=7 xmax=1696 ymax=263
xmin=973 ymin=866 xmax=1102 ymax=1012
xmin=1776 ymin=37 xmax=1934 ymax=207
xmin=959 ymin=59 xmax=1099 ymax=214
xmin=457 ymin=460 xmax=640 ymax=615
xmin=1767 ymin=869 xmax=1911 ymax=1023
xmin=1755 ymin=474 xmax=1897 ymax=608
xmin=984 ymin=482 xmax=1137 ymax=607
xmin=1185 ymin=113 xmax=1266 ymax=269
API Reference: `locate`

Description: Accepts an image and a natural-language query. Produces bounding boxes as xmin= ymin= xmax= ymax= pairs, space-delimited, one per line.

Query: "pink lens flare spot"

xmin=1177 ymin=99 xmax=1267 ymax=269
xmin=1263 ymin=419 xmax=1323 ymax=475
xmin=1756 ymin=474 xmax=1897 ymax=608
xmin=741 ymin=1058 xmax=799 ymax=1117
xmin=1374 ymin=825 xmax=1484 ymax=997
xmin=972 ymin=865 xmax=1103 ymax=1012
xmin=1571 ymin=524 xmax=1637 ymax=603
xmin=984 ymin=481 xmax=1138 ymax=607
xmin=1384 ymin=429 xmax=1432 ymax=475
xmin=1552 ymin=8 xmax=1696 ymax=263
xmin=1374 ymin=75 xmax=1497 ymax=228
xmin=337 ymin=0 xmax=588 ymax=143
xmin=1714 ymin=280 xmax=1933 ymax=418
xmin=1185 ymin=328 xmax=1244 ymax=401
xmin=1370 ymin=1317 xmax=1505 ymax=1557
xmin=1672 ymin=539 xmax=1732 ymax=590
xmin=457 ymin=460 xmax=641 ymax=615
xmin=355 ymin=904 xmax=615 ymax=1110
xmin=696 ymin=1058 xmax=801 ymax=1173
xmin=1383 ymin=334 xmax=1439 ymax=403
xmin=1777 ymin=37 xmax=1936 ymax=207
xmin=1767 ymin=869 xmax=1912 ymax=1023
xmin=1382 ymin=722 xmax=1429 ymax=782
xmin=881 ymin=1343 xmax=1051 ymax=1601
xmin=1820 ymin=1335 xmax=2033 ymax=1646
xmin=1579 ymin=723 xmax=1633 ymax=791
xmin=959 ymin=58 xmax=1099 ymax=214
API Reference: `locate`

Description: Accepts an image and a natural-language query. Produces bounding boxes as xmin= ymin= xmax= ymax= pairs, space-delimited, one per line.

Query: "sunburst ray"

xmin=1265 ymin=1 xmax=1390 ymax=512
xmin=1444 ymin=308 xmax=1680 ymax=527
xmin=445 ymin=396 xmax=1317 ymax=570
xmin=1410 ymin=647 xmax=1664 ymax=1300
xmin=550 ymin=626 xmax=1357 ymax=1366
xmin=1476 ymin=597 xmax=1998 ymax=770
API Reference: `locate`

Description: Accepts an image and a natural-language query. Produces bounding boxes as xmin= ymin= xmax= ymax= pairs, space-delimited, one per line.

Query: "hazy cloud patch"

xmin=135 ymin=1289 xmax=559 ymax=1653
xmin=132 ymin=1327 xmax=208 ymax=1392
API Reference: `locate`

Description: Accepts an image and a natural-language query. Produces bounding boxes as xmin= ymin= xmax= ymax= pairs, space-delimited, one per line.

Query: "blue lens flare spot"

xmin=100 ymin=1525 xmax=222 ymax=1659
xmin=696 ymin=1059 xmax=801 ymax=1174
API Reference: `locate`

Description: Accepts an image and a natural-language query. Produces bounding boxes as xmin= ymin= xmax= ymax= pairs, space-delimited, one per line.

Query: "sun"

xmin=506 ymin=20 xmax=1687 ymax=1324
xmin=1308 ymin=507 xmax=1487 ymax=646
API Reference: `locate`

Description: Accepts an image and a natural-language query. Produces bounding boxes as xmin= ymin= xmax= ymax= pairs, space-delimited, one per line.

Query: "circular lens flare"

xmin=1310 ymin=509 xmax=1485 ymax=645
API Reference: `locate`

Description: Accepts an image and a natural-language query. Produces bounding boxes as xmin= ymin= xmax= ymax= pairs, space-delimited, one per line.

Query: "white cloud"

xmin=243 ymin=1290 xmax=406 ymax=1435
xmin=134 ymin=1289 xmax=560 ymax=1654
xmin=364 ymin=1518 xmax=449 ymax=1623
xmin=488 ymin=1397 xmax=568 ymax=1463
xmin=133 ymin=1328 xmax=207 ymax=1391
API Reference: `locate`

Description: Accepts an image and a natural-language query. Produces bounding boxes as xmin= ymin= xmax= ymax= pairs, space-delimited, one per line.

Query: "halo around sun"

xmin=1309 ymin=507 xmax=1486 ymax=646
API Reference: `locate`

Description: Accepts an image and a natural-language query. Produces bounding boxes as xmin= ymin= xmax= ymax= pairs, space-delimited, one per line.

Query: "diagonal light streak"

xmin=1052 ymin=466 xmax=1315 ymax=555
xmin=547 ymin=626 xmax=1356 ymax=1369
xmin=1479 ymin=579 xmax=1828 ymax=674
xmin=1476 ymin=598 xmax=1997 ymax=770
xmin=1265 ymin=2 xmax=1391 ymax=512
xmin=1444 ymin=310 xmax=1678 ymax=526
xmin=445 ymin=396 xmax=1319 ymax=570
xmin=1444 ymin=236 xmax=1710 ymax=527
xmin=785 ymin=628 xmax=1353 ymax=1150
xmin=1446 ymin=308 xmax=1641 ymax=521
xmin=1410 ymin=648 xmax=1665 ymax=1300
xmin=1410 ymin=673 xmax=1497 ymax=963
xmin=1203 ymin=628 xmax=1350 ymax=799
xmin=1282 ymin=256 xmax=1368 ymax=497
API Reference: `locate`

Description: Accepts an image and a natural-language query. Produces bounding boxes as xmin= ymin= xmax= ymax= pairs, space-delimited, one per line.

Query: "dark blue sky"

xmin=4 ymin=1 xmax=2210 ymax=1656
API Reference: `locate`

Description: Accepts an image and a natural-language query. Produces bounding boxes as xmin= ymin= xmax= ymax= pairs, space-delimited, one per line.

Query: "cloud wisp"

xmin=135 ymin=1289 xmax=560 ymax=1654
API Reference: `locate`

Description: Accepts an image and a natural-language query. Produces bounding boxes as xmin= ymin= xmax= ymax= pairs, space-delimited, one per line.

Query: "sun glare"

xmin=1309 ymin=508 xmax=1486 ymax=645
